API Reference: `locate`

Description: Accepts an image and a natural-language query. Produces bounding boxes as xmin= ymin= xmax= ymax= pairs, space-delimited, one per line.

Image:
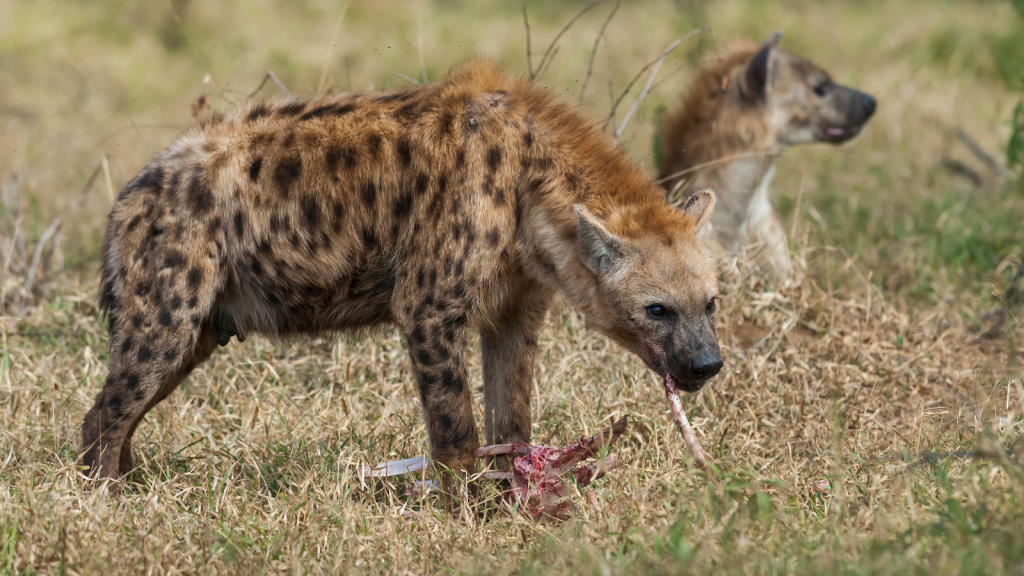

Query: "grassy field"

xmin=2 ymin=0 xmax=1023 ymax=574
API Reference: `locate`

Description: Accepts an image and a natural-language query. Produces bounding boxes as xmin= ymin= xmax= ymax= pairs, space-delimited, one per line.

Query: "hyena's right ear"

xmin=745 ymin=30 xmax=782 ymax=100
xmin=575 ymin=204 xmax=623 ymax=275
xmin=682 ymin=189 xmax=716 ymax=231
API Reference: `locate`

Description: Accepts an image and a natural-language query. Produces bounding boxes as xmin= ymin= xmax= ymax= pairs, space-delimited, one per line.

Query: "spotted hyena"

xmin=83 ymin=58 xmax=723 ymax=493
xmin=659 ymin=31 xmax=876 ymax=278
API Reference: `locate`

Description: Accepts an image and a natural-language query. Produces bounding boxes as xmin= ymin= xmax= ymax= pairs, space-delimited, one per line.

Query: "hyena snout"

xmin=668 ymin=338 xmax=724 ymax=393
xmin=824 ymin=86 xmax=877 ymax=143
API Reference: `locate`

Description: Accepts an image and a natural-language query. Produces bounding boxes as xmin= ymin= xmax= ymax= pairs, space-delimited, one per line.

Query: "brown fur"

xmin=659 ymin=33 xmax=876 ymax=278
xmin=83 ymin=58 xmax=723 ymax=494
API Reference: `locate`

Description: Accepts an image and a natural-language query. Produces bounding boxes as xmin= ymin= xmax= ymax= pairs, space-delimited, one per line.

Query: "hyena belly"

xmin=84 ymin=78 xmax=535 ymax=487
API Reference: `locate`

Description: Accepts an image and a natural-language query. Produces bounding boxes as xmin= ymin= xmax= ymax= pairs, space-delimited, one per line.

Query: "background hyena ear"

xmin=682 ymin=189 xmax=716 ymax=231
xmin=575 ymin=205 xmax=623 ymax=275
xmin=745 ymin=30 xmax=782 ymax=100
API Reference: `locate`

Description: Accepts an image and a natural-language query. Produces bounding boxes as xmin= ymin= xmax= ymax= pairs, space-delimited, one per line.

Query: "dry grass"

xmin=1 ymin=0 xmax=1023 ymax=574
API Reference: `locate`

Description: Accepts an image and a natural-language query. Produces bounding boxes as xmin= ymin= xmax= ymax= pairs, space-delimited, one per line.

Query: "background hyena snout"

xmin=849 ymin=89 xmax=877 ymax=126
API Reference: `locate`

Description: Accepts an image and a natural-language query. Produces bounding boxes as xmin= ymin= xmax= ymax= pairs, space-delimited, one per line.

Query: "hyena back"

xmin=84 ymin=58 xmax=723 ymax=489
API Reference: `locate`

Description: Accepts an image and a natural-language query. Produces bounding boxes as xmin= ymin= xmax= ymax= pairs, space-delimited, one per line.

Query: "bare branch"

xmin=249 ymin=71 xmax=292 ymax=99
xmin=956 ymin=128 xmax=1003 ymax=176
xmin=603 ymin=29 xmax=703 ymax=134
xmin=389 ymin=72 xmax=421 ymax=85
xmin=20 ymin=218 xmax=61 ymax=312
xmin=521 ymin=0 xmax=533 ymax=78
xmin=579 ymin=1 xmax=620 ymax=104
xmin=604 ymin=30 xmax=615 ymax=127
xmin=533 ymin=0 xmax=608 ymax=81
xmin=614 ymin=31 xmax=702 ymax=143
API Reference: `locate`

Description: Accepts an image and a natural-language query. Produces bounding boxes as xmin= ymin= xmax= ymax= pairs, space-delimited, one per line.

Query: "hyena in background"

xmin=84 ymin=58 xmax=724 ymax=495
xmin=659 ymin=31 xmax=876 ymax=279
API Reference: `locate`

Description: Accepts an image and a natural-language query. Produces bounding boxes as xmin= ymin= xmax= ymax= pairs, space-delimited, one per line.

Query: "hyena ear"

xmin=745 ymin=30 xmax=782 ymax=99
xmin=575 ymin=204 xmax=623 ymax=275
xmin=682 ymin=189 xmax=716 ymax=231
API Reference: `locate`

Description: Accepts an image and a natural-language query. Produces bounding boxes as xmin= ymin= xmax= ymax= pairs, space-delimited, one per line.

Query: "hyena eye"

xmin=646 ymin=305 xmax=669 ymax=319
xmin=705 ymin=297 xmax=718 ymax=315
xmin=813 ymin=81 xmax=833 ymax=97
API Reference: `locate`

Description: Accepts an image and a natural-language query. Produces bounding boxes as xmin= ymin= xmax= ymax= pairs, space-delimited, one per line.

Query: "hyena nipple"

xmin=214 ymin=309 xmax=245 ymax=346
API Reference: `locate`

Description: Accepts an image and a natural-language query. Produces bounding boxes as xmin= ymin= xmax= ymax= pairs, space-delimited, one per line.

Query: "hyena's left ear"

xmin=682 ymin=189 xmax=716 ymax=231
xmin=745 ymin=30 xmax=782 ymax=100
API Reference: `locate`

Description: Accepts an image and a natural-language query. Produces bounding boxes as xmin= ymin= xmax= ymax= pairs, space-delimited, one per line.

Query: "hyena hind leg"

xmin=82 ymin=267 xmax=223 ymax=483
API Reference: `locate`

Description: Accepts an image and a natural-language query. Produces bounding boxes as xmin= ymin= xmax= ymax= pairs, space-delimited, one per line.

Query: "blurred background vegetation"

xmin=1 ymin=0 xmax=1022 ymax=309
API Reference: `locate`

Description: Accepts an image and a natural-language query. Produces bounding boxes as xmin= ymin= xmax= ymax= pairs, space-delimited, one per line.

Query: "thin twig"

xmin=101 ymin=154 xmax=115 ymax=204
xmin=603 ymin=29 xmax=703 ymax=133
xmin=939 ymin=157 xmax=984 ymax=187
xmin=129 ymin=116 xmax=154 ymax=153
xmin=532 ymin=0 xmax=608 ymax=81
xmin=955 ymin=128 xmax=1003 ymax=176
xmin=249 ymin=71 xmax=292 ymax=99
xmin=654 ymin=150 xmax=771 ymax=185
xmin=604 ymin=30 xmax=614 ymax=127
xmin=521 ymin=0 xmax=533 ymax=78
xmin=389 ymin=72 xmax=421 ymax=86
xmin=579 ymin=1 xmax=620 ymax=104
xmin=317 ymin=4 xmax=350 ymax=95
xmin=20 ymin=218 xmax=60 ymax=312
xmin=614 ymin=31 xmax=701 ymax=144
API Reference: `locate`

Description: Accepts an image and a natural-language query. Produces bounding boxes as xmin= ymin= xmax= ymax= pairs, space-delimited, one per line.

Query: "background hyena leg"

xmin=117 ymin=321 xmax=219 ymax=478
xmin=481 ymin=285 xmax=551 ymax=470
xmin=402 ymin=299 xmax=479 ymax=499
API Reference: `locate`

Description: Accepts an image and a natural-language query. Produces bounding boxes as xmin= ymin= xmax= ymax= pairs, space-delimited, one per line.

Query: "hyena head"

xmin=575 ymin=190 xmax=722 ymax=393
xmin=741 ymin=31 xmax=876 ymax=147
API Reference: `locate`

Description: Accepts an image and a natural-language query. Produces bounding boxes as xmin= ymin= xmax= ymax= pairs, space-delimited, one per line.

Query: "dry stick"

xmin=249 ymin=72 xmax=292 ymax=99
xmin=790 ymin=175 xmax=806 ymax=238
xmin=390 ymin=72 xmax=421 ymax=85
xmin=75 ymin=163 xmax=103 ymax=209
xmin=604 ymin=30 xmax=615 ymax=127
xmin=418 ymin=4 xmax=428 ymax=84
xmin=0 ymin=217 xmax=21 ymax=316
xmin=536 ymin=46 xmax=560 ymax=79
xmin=317 ymin=3 xmax=350 ymax=95
xmin=655 ymin=150 xmax=770 ymax=185
xmin=5 ymin=175 xmax=26 ymax=263
xmin=129 ymin=116 xmax=154 ymax=154
xmin=956 ymin=128 xmax=1003 ymax=176
xmin=521 ymin=0 xmax=533 ymax=78
xmin=578 ymin=1 xmax=620 ymax=104
xmin=101 ymin=154 xmax=115 ymax=204
xmin=601 ymin=29 xmax=702 ymax=133
xmin=613 ymin=31 xmax=701 ymax=145
xmin=20 ymin=218 xmax=61 ymax=312
xmin=531 ymin=0 xmax=608 ymax=81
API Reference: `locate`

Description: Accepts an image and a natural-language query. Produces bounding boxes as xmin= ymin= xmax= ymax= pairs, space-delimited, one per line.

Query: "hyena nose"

xmin=861 ymin=93 xmax=877 ymax=118
xmin=690 ymin=353 xmax=724 ymax=380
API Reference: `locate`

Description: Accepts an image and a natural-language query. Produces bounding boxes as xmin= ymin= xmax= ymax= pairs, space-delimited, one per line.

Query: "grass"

xmin=1 ymin=0 xmax=1023 ymax=574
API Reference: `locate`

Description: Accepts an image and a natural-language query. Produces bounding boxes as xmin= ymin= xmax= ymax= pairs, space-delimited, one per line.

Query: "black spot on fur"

xmin=279 ymin=101 xmax=307 ymax=116
xmin=187 ymin=267 xmax=203 ymax=290
xmin=487 ymin=147 xmax=502 ymax=171
xmin=361 ymin=227 xmax=378 ymax=249
xmin=415 ymin=173 xmax=429 ymax=195
xmin=397 ymin=137 xmax=412 ymax=167
xmin=125 ymin=375 xmax=139 ymax=390
xmin=300 ymin=105 xmax=338 ymax=121
xmin=274 ymin=156 xmax=302 ymax=197
xmin=332 ymin=202 xmax=345 ymax=233
xmin=440 ymin=370 xmax=463 ymax=395
xmin=126 ymin=215 xmax=143 ymax=233
xmin=170 ymin=295 xmax=182 ymax=310
xmin=234 ymin=211 xmax=245 ymax=238
xmin=302 ymin=198 xmax=321 ymax=230
xmin=158 ymin=309 xmax=172 ymax=327
xmin=187 ymin=297 xmax=198 ymax=309
xmin=325 ymin=146 xmax=342 ymax=174
xmin=366 ymin=133 xmax=382 ymax=158
xmin=256 ymin=238 xmax=273 ymax=254
xmin=249 ymin=158 xmax=263 ymax=181
xmin=362 ymin=181 xmax=377 ymax=208
xmin=164 ymin=347 xmax=178 ymax=362
xmin=524 ymin=131 xmax=534 ymax=148
xmin=137 ymin=346 xmax=152 ymax=362
xmin=247 ymin=103 xmax=273 ymax=121
xmin=131 ymin=314 xmax=144 ymax=328
xmin=393 ymin=193 xmax=413 ymax=220
xmin=162 ymin=253 xmax=183 ymax=270
xmin=335 ymin=103 xmax=357 ymax=116
xmin=187 ymin=169 xmax=213 ymax=215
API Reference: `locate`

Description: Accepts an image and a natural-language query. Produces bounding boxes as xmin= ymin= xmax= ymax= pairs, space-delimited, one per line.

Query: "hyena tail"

xmin=83 ymin=183 xmax=227 ymax=481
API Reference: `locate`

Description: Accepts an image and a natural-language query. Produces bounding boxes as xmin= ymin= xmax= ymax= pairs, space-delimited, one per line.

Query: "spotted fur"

xmin=83 ymin=58 xmax=722 ymax=493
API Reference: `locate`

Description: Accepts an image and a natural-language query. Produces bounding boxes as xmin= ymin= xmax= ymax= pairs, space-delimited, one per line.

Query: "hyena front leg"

xmin=481 ymin=282 xmax=552 ymax=470
xmin=401 ymin=296 xmax=479 ymax=502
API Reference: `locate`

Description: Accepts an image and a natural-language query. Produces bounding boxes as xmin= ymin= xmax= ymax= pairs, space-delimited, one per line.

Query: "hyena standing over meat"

xmin=83 ymin=58 xmax=723 ymax=494
xmin=659 ymin=32 xmax=876 ymax=279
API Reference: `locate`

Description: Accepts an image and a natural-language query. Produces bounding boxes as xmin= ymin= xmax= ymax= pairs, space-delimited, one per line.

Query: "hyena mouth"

xmin=823 ymin=124 xmax=863 ymax=143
